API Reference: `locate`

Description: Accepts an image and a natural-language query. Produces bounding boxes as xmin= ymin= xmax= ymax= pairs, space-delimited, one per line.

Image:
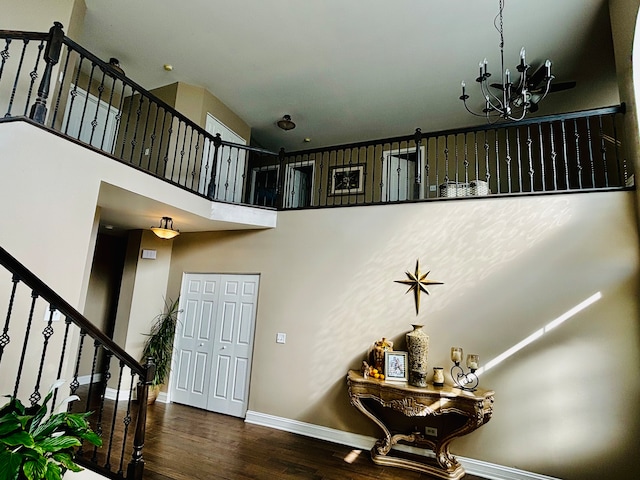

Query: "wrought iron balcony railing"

xmin=0 ymin=23 xmax=631 ymax=213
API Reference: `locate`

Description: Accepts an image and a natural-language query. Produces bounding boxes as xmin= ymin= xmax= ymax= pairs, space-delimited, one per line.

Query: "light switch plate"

xmin=276 ymin=332 xmax=286 ymax=344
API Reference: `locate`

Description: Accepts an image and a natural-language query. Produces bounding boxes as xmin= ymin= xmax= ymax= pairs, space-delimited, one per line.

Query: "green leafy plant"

xmin=0 ymin=380 xmax=102 ymax=480
xmin=142 ymin=297 xmax=180 ymax=387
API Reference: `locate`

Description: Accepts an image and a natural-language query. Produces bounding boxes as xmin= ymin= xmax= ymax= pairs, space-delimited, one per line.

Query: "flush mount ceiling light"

xmin=277 ymin=114 xmax=296 ymax=131
xmin=151 ymin=216 xmax=180 ymax=239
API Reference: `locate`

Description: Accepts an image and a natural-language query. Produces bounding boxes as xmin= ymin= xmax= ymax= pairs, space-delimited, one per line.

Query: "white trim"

xmin=104 ymin=387 xmax=131 ymax=401
xmin=77 ymin=374 xmax=102 ymax=385
xmin=244 ymin=411 xmax=560 ymax=480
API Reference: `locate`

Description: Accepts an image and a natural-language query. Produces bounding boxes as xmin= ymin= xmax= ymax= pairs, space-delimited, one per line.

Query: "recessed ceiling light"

xmin=163 ymin=64 xmax=173 ymax=71
xmin=304 ymin=138 xmax=311 ymax=143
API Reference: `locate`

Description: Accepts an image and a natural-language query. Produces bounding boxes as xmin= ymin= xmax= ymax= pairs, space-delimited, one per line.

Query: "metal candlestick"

xmin=450 ymin=348 xmax=480 ymax=391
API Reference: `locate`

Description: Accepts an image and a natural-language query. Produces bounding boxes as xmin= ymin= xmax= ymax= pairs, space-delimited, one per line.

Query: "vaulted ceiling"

xmin=80 ymin=0 xmax=619 ymax=152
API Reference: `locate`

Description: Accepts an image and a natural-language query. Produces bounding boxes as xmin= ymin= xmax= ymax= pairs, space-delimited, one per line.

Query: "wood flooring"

xmin=141 ymin=402 xmax=488 ymax=480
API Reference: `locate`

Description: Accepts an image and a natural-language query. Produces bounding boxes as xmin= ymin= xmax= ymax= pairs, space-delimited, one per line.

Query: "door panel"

xmin=171 ymin=273 xmax=259 ymax=418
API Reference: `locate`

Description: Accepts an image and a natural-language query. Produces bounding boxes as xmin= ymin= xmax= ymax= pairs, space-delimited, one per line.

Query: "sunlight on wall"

xmin=476 ymin=292 xmax=602 ymax=376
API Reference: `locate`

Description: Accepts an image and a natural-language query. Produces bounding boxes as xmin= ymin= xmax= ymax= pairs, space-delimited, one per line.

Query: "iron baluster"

xmin=494 ymin=131 xmax=500 ymax=193
xmin=30 ymin=304 xmax=57 ymax=406
xmin=586 ymin=117 xmax=596 ymax=187
xmin=6 ymin=39 xmax=29 ymax=118
xmin=611 ymin=113 xmax=623 ymax=185
xmin=88 ymin=68 xmax=107 ymax=146
xmin=425 ymin=137 xmax=431 ymax=198
xmin=574 ymin=119 xmax=583 ymax=189
xmin=598 ymin=115 xmax=609 ymax=187
xmin=70 ymin=329 xmax=87 ymax=395
xmin=112 ymin=82 xmax=128 ymax=158
xmin=105 ymin=359 xmax=126 ymax=470
xmin=515 ymin=127 xmax=523 ymax=192
xmin=14 ymin=290 xmax=38 ymax=399
xmin=92 ymin=349 xmax=112 ymax=462
xmin=52 ymin=316 xmax=72 ymax=408
xmin=118 ymin=85 xmax=135 ymax=160
xmin=0 ymin=38 xmax=11 ymax=87
xmin=170 ymin=119 xmax=183 ymax=181
xmin=526 ymin=125 xmax=534 ymax=192
xmin=463 ymin=133 xmax=470 ymax=185
xmin=561 ymin=119 xmax=569 ymax=189
xmin=22 ymin=40 xmax=45 ymax=116
xmin=157 ymin=109 xmax=170 ymax=175
xmin=130 ymin=94 xmax=144 ymax=165
xmin=505 ymin=128 xmax=512 ymax=193
xmin=147 ymin=105 xmax=161 ymax=172
xmin=63 ymin=57 xmax=84 ymax=135
xmin=75 ymin=62 xmax=96 ymax=139
xmin=118 ymin=373 xmax=136 ymax=476
xmin=537 ymin=123 xmax=546 ymax=191
xmin=0 ymin=274 xmax=19 ymax=364
xmin=549 ymin=123 xmax=558 ymax=190
xmin=49 ymin=46 xmax=71 ymax=129
xmin=443 ymin=136 xmax=450 ymax=184
xmin=138 ymin=97 xmax=154 ymax=168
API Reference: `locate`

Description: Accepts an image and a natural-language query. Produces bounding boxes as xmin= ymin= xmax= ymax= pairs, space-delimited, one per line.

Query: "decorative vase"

xmin=406 ymin=324 xmax=429 ymax=387
xmin=369 ymin=337 xmax=393 ymax=373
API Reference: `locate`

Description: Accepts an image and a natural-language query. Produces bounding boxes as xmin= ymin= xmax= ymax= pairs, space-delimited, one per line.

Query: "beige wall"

xmin=1 ymin=0 xmax=81 ymax=31
xmin=167 ymin=192 xmax=640 ymax=479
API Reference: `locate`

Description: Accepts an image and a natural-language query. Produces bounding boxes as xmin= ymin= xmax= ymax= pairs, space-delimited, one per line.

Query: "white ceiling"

xmin=79 ymin=0 xmax=618 ymax=153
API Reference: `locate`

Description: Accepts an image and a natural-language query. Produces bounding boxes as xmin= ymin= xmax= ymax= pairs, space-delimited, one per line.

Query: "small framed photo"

xmin=385 ymin=351 xmax=408 ymax=382
xmin=330 ymin=165 xmax=365 ymax=195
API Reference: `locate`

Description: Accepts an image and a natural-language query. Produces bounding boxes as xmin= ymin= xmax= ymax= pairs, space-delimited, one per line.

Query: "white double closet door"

xmin=171 ymin=273 xmax=259 ymax=418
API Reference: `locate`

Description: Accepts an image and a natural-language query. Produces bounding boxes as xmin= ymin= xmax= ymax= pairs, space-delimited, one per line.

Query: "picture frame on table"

xmin=329 ymin=164 xmax=365 ymax=195
xmin=385 ymin=351 xmax=408 ymax=382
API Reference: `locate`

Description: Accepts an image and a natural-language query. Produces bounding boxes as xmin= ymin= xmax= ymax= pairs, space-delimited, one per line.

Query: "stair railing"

xmin=0 ymin=245 xmax=153 ymax=480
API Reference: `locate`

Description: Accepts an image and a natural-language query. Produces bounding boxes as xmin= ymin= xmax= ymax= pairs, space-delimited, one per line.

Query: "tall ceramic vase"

xmin=406 ymin=324 xmax=429 ymax=387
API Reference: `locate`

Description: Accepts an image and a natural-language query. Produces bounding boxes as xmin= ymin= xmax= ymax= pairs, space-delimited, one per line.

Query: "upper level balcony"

xmin=0 ymin=23 xmax=632 ymax=220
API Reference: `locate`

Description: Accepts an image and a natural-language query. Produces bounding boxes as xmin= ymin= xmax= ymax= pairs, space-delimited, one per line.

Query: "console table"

xmin=347 ymin=370 xmax=494 ymax=479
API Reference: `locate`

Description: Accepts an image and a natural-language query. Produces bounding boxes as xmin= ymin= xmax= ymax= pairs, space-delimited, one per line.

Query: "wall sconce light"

xmin=151 ymin=216 xmax=180 ymax=239
xmin=277 ymin=114 xmax=296 ymax=131
xmin=450 ymin=347 xmax=480 ymax=391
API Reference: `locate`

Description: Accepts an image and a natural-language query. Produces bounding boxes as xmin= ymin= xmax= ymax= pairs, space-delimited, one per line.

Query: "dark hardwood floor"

xmin=141 ymin=402 xmax=488 ymax=480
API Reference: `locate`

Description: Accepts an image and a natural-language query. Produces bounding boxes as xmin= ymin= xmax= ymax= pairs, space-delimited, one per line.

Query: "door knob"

xmin=199 ymin=343 xmax=204 ymax=347
xmin=222 ymin=346 xmax=227 ymax=350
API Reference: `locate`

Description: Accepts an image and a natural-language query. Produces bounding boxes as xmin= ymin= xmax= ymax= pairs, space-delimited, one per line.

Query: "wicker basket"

xmin=439 ymin=182 xmax=471 ymax=197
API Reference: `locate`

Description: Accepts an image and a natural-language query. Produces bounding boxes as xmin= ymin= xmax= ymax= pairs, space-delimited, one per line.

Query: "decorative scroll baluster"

xmin=443 ymin=136 xmax=450 ymax=184
xmin=70 ymin=329 xmax=87 ymax=396
xmin=504 ymin=129 xmax=512 ymax=193
xmin=14 ymin=291 xmax=38 ymax=399
xmin=157 ymin=110 xmax=170 ymax=175
xmin=0 ymin=38 xmax=11 ymax=85
xmin=462 ymin=134 xmax=469 ymax=185
xmin=525 ymin=126 xmax=534 ymax=192
xmin=484 ymin=133 xmax=491 ymax=189
xmin=50 ymin=47 xmax=71 ymax=128
xmin=424 ymin=137 xmax=431 ymax=198
xmin=573 ymin=119 xmax=583 ymax=189
xmin=118 ymin=374 xmax=136 ymax=476
xmin=611 ymin=115 xmax=624 ymax=185
xmin=30 ymin=22 xmax=63 ymax=123
xmin=549 ymin=123 xmax=558 ymax=190
xmin=6 ymin=39 xmax=29 ymax=118
xmin=560 ymin=119 xmax=569 ymax=189
xmin=598 ymin=115 xmax=609 ymax=187
xmin=30 ymin=304 xmax=57 ymax=405
xmin=130 ymin=95 xmax=144 ymax=165
xmin=515 ymin=128 xmax=523 ymax=192
xmin=23 ymin=40 xmax=45 ymax=116
xmin=52 ymin=316 xmax=72 ymax=407
xmin=76 ymin=62 xmax=96 ymax=140
xmin=414 ymin=129 xmax=423 ymax=200
xmin=537 ymin=123 xmax=546 ymax=192
xmin=138 ymin=99 xmax=154 ymax=168
xmin=147 ymin=104 xmax=161 ymax=170
xmin=586 ymin=118 xmax=596 ymax=187
xmin=118 ymin=86 xmax=135 ymax=159
xmin=0 ymin=274 xmax=19 ymax=364
xmin=494 ymin=132 xmax=500 ymax=193
xmin=63 ymin=58 xmax=83 ymax=135
xmin=87 ymin=69 xmax=107 ymax=146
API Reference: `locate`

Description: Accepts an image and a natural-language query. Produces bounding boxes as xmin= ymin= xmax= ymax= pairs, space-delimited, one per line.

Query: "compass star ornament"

xmin=394 ymin=260 xmax=443 ymax=315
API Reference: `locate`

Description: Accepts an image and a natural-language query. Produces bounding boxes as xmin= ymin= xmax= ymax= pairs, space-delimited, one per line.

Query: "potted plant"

xmin=140 ymin=297 xmax=180 ymax=404
xmin=0 ymin=380 xmax=102 ymax=480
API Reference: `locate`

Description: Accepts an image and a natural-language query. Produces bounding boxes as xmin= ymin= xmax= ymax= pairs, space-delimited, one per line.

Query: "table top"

xmin=347 ymin=369 xmax=494 ymax=402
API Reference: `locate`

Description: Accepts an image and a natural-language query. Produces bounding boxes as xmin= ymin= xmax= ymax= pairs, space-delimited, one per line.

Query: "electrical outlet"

xmin=425 ymin=426 xmax=438 ymax=437
xmin=429 ymin=185 xmax=437 ymax=192
xmin=276 ymin=332 xmax=286 ymax=344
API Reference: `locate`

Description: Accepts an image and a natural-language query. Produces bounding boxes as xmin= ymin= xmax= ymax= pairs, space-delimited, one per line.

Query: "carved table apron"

xmin=347 ymin=370 xmax=494 ymax=479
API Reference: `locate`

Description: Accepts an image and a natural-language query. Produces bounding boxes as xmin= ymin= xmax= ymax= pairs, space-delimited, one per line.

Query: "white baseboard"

xmin=104 ymin=387 xmax=131 ymax=401
xmin=244 ymin=411 xmax=560 ymax=480
xmin=77 ymin=374 xmax=102 ymax=385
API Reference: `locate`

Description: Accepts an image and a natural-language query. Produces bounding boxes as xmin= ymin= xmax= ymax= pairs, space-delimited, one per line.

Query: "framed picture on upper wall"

xmin=329 ymin=165 xmax=365 ymax=195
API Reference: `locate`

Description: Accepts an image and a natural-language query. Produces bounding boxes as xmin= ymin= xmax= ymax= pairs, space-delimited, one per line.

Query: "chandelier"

xmin=459 ymin=0 xmax=554 ymax=122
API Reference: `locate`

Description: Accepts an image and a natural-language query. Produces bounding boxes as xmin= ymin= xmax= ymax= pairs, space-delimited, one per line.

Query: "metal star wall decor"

xmin=394 ymin=260 xmax=443 ymax=315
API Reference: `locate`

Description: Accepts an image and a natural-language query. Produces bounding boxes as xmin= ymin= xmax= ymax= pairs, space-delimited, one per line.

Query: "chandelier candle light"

xmin=450 ymin=347 xmax=480 ymax=391
xmin=459 ymin=0 xmax=553 ymax=122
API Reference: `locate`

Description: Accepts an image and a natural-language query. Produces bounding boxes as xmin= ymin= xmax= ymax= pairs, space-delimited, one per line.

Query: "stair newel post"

xmin=29 ymin=22 xmax=64 ymax=124
xmin=127 ymin=356 xmax=156 ymax=480
xmin=276 ymin=147 xmax=286 ymax=209
xmin=414 ymin=128 xmax=423 ymax=200
xmin=207 ymin=133 xmax=222 ymax=199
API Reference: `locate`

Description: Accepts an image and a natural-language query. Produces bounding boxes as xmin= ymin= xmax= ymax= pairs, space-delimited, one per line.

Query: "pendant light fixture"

xmin=151 ymin=217 xmax=180 ymax=239
xmin=459 ymin=0 xmax=554 ymax=122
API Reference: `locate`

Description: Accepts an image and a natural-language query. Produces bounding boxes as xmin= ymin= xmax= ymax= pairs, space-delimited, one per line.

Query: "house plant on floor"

xmin=140 ymin=297 xmax=180 ymax=404
xmin=0 ymin=380 xmax=102 ymax=480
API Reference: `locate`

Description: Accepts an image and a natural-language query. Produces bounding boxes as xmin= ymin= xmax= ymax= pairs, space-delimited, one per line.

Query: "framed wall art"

xmin=329 ymin=165 xmax=365 ymax=195
xmin=385 ymin=351 xmax=408 ymax=382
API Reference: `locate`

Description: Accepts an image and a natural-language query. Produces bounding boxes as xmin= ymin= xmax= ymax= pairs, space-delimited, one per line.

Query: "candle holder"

xmin=450 ymin=347 xmax=480 ymax=391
